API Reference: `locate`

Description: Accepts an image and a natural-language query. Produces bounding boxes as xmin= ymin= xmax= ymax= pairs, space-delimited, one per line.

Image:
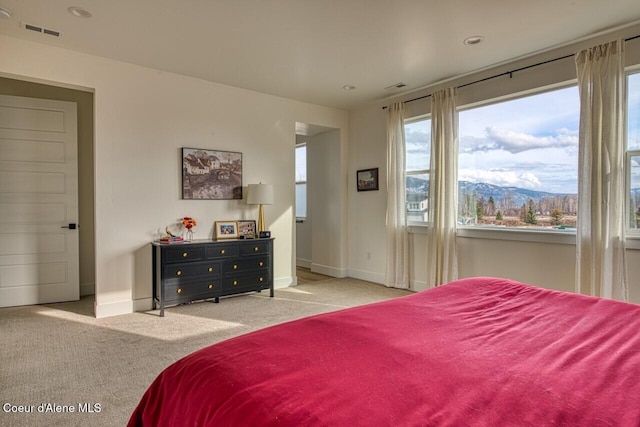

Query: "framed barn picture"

xmin=182 ymin=148 xmax=242 ymax=200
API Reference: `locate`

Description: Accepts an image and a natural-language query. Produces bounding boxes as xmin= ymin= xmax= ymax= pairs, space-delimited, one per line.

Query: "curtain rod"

xmin=382 ymin=33 xmax=640 ymax=110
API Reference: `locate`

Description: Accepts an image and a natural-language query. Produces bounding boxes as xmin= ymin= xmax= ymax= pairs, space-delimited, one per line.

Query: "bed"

xmin=128 ymin=277 xmax=640 ymax=426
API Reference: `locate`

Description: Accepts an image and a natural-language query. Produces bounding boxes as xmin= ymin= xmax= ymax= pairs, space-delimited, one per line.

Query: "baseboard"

xmin=80 ymin=282 xmax=95 ymax=297
xmin=133 ymin=297 xmax=153 ymax=312
xmin=274 ymin=276 xmax=294 ymax=289
xmin=410 ymin=280 xmax=428 ymax=292
xmin=296 ymin=258 xmax=312 ymax=269
xmin=311 ymin=263 xmax=347 ymax=278
xmin=95 ymin=299 xmax=133 ymax=318
xmin=347 ymin=268 xmax=385 ymax=285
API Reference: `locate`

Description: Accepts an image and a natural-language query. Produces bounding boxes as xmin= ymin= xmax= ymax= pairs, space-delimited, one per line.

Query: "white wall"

xmin=308 ymin=129 xmax=345 ymax=277
xmin=0 ymin=34 xmax=349 ymax=317
xmin=347 ymin=105 xmax=388 ymax=284
xmin=348 ymin=23 xmax=640 ymax=302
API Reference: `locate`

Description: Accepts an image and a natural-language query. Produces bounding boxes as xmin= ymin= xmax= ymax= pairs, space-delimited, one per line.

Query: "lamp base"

xmin=257 ymin=204 xmax=266 ymax=233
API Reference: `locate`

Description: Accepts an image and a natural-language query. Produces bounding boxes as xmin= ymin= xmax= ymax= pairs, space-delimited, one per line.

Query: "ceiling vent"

xmin=23 ymin=22 xmax=61 ymax=37
xmin=385 ymin=82 xmax=407 ymax=90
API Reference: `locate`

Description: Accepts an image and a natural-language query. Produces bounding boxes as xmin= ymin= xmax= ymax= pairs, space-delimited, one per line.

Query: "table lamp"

xmin=247 ymin=183 xmax=274 ymax=233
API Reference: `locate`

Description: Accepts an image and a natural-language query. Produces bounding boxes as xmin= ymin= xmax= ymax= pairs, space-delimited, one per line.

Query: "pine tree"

xmin=524 ymin=199 xmax=537 ymax=225
xmin=551 ymin=208 xmax=563 ymax=226
xmin=487 ymin=196 xmax=495 ymax=216
xmin=496 ymin=210 xmax=503 ymax=221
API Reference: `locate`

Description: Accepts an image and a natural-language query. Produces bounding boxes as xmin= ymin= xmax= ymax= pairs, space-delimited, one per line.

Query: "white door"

xmin=0 ymin=94 xmax=79 ymax=307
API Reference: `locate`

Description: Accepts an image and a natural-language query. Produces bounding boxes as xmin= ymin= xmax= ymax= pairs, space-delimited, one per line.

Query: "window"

xmin=295 ymin=144 xmax=307 ymax=219
xmin=404 ymin=118 xmax=431 ymax=222
xmin=627 ymin=71 xmax=640 ymax=230
xmin=458 ymin=86 xmax=580 ymax=229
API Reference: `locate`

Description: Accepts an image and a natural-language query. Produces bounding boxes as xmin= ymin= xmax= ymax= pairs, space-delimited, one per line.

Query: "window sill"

xmin=408 ymin=223 xmax=640 ymax=249
xmin=408 ymin=223 xmax=576 ymax=244
xmin=457 ymin=226 xmax=576 ymax=245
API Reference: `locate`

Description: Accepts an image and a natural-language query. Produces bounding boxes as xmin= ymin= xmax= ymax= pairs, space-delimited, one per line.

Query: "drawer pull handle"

xmin=208 ymin=267 xmax=213 ymax=272
xmin=233 ymin=264 xmax=238 ymax=270
xmin=220 ymin=249 xmax=225 ymax=254
xmin=259 ymin=261 xmax=264 ymax=267
xmin=177 ymin=288 xmax=182 ymax=294
xmin=233 ymin=280 xmax=238 ymax=286
xmin=176 ymin=270 xmax=182 ymax=276
xmin=208 ymin=284 xmax=213 ymax=289
xmin=254 ymin=247 xmax=259 ymax=252
xmin=182 ymin=252 xmax=188 ymax=257
xmin=259 ymin=277 xmax=264 ymax=282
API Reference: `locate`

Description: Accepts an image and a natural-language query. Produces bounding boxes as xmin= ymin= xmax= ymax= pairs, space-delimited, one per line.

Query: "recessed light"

xmin=463 ymin=36 xmax=484 ymax=46
xmin=0 ymin=7 xmax=12 ymax=19
xmin=342 ymin=85 xmax=356 ymax=91
xmin=67 ymin=6 xmax=92 ymax=18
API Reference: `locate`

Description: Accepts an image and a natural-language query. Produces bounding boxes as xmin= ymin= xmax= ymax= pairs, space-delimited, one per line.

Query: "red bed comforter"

xmin=129 ymin=277 xmax=640 ymax=426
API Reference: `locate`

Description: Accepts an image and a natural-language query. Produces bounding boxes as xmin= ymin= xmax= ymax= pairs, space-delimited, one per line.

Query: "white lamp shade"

xmin=247 ymin=184 xmax=274 ymax=205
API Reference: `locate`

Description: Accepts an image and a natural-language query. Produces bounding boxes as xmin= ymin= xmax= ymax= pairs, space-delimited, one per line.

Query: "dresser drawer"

xmin=205 ymin=243 xmax=239 ymax=259
xmin=164 ymin=260 xmax=221 ymax=279
xmin=165 ymin=246 xmax=204 ymax=263
xmin=222 ymin=256 xmax=270 ymax=273
xmin=222 ymin=271 xmax=271 ymax=293
xmin=163 ymin=279 xmax=221 ymax=302
xmin=239 ymin=241 xmax=270 ymax=256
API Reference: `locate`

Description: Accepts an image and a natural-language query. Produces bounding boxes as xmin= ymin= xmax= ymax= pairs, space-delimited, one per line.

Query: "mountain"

xmin=458 ymin=181 xmax=576 ymax=206
xmin=406 ymin=177 xmax=577 ymax=207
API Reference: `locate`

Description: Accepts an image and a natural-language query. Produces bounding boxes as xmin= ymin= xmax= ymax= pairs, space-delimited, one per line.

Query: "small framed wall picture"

xmin=357 ymin=168 xmax=379 ymax=192
xmin=214 ymin=221 xmax=238 ymax=240
xmin=237 ymin=220 xmax=257 ymax=239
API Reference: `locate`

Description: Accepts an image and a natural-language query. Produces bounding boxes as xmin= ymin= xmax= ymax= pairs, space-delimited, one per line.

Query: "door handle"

xmin=61 ymin=223 xmax=79 ymax=229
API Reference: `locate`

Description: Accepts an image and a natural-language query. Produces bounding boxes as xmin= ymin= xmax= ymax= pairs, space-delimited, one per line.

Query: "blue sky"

xmin=406 ymin=75 xmax=640 ymax=195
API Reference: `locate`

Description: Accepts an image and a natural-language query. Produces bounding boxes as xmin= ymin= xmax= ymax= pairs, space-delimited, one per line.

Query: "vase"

xmin=186 ymin=229 xmax=194 ymax=242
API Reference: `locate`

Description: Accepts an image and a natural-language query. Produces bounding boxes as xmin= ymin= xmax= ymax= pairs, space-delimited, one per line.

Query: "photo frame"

xmin=214 ymin=221 xmax=238 ymax=240
xmin=182 ymin=148 xmax=243 ymax=200
xmin=237 ymin=220 xmax=257 ymax=239
xmin=357 ymin=168 xmax=379 ymax=192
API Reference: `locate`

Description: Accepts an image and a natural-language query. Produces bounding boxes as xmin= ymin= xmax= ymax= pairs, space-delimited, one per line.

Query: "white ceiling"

xmin=1 ymin=1 xmax=640 ymax=110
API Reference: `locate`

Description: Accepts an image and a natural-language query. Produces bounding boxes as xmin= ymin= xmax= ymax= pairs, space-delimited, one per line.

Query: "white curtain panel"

xmin=575 ymin=40 xmax=628 ymax=301
xmin=426 ymin=88 xmax=459 ymax=287
xmin=385 ymin=102 xmax=409 ymax=289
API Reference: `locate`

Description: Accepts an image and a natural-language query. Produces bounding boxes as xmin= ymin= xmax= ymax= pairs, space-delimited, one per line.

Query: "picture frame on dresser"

xmin=215 ymin=221 xmax=238 ymax=239
xmin=237 ymin=220 xmax=256 ymax=239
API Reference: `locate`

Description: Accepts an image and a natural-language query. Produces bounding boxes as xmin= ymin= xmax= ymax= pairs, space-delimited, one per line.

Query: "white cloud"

xmin=459 ymin=169 xmax=542 ymax=190
xmin=484 ymin=126 xmax=578 ymax=154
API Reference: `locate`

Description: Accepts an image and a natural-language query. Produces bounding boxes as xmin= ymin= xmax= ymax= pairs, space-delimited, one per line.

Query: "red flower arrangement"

xmin=182 ymin=217 xmax=197 ymax=230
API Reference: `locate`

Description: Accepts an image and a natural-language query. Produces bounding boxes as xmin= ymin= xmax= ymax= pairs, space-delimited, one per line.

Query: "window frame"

xmin=295 ymin=143 xmax=307 ymax=221
xmin=404 ymin=115 xmax=432 ymax=226
xmin=456 ymin=81 xmax=580 ymax=233
xmin=626 ymin=68 xmax=640 ymax=236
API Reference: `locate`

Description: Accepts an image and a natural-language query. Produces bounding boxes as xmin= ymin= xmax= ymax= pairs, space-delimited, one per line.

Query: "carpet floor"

xmin=0 ymin=278 xmax=410 ymax=427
